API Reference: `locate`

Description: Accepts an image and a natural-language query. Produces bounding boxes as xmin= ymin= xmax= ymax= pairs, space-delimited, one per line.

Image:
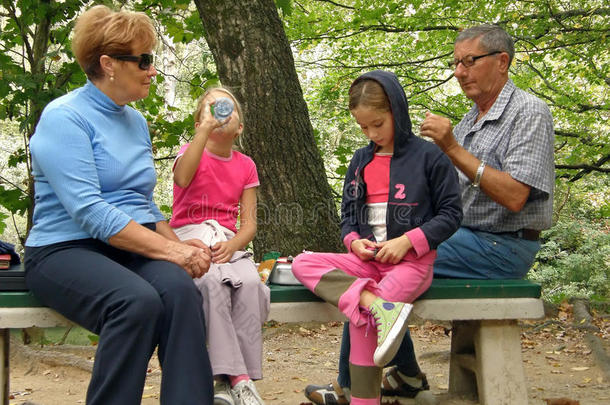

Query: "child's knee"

xmin=291 ymin=252 xmax=315 ymax=278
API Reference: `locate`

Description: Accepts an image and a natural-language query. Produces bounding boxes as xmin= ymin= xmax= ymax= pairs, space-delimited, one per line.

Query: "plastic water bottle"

xmin=211 ymin=97 xmax=234 ymax=122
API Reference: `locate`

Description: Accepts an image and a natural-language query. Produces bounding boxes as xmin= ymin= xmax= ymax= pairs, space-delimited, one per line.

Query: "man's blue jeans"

xmin=337 ymin=227 xmax=541 ymax=388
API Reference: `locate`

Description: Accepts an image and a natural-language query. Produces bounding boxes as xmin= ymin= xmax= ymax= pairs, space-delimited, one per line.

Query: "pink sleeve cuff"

xmin=405 ymin=228 xmax=430 ymax=258
xmin=343 ymin=232 xmax=360 ymax=253
xmin=244 ymin=181 xmax=260 ymax=189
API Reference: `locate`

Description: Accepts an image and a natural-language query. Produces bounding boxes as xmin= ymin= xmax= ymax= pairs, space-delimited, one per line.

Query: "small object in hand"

xmin=210 ymin=97 xmax=234 ymax=122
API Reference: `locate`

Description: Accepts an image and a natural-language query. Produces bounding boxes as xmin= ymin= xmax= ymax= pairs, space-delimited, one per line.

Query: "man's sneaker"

xmin=214 ymin=379 xmax=236 ymax=405
xmin=232 ymin=379 xmax=265 ymax=405
xmin=381 ymin=366 xmax=430 ymax=397
xmin=369 ymin=297 xmax=413 ymax=367
xmin=304 ymin=380 xmax=351 ymax=405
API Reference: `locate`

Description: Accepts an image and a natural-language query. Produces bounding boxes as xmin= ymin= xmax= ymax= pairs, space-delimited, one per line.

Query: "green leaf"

xmin=275 ymin=0 xmax=293 ymax=16
xmin=8 ymin=149 xmax=27 ymax=167
xmin=87 ymin=334 xmax=100 ymax=345
xmin=159 ymin=204 xmax=172 ymax=215
xmin=0 ymin=212 xmax=8 ymax=235
xmin=0 ymin=186 xmax=30 ymax=216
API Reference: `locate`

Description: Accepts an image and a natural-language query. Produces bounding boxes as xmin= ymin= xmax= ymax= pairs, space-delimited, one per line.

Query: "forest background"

xmin=0 ymin=0 xmax=608 ymax=307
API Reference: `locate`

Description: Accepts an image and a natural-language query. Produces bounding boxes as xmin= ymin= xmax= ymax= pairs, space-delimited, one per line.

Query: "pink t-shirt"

xmin=170 ymin=146 xmax=259 ymax=233
xmin=363 ymin=153 xmax=391 ymax=204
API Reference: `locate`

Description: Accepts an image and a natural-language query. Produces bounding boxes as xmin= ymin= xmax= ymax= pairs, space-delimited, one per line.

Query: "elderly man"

xmin=305 ymin=24 xmax=555 ymax=405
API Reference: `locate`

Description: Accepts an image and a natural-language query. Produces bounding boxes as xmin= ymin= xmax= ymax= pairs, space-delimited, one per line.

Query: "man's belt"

xmin=498 ymin=229 xmax=541 ymax=241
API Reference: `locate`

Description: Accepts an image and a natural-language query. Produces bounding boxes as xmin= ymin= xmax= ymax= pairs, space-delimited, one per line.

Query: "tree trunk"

xmin=194 ymin=0 xmax=343 ymax=259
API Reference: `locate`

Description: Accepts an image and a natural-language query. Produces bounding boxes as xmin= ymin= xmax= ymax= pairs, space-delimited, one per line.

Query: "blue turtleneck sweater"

xmin=26 ymin=81 xmax=165 ymax=246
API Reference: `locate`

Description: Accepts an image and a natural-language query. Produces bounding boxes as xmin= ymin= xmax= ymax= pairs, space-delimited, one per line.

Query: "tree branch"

xmin=556 ymin=163 xmax=610 ymax=173
xmin=555 ymin=130 xmax=603 ymax=147
xmin=313 ymin=0 xmax=355 ymax=9
xmin=556 ymin=154 xmax=610 ymax=182
xmin=5 ymin=1 xmax=34 ymax=64
xmin=292 ymin=6 xmax=610 ymax=43
xmin=507 ymin=7 xmax=610 ymax=24
xmin=0 ymin=174 xmax=27 ymax=195
xmin=528 ymin=84 xmax=609 ymax=114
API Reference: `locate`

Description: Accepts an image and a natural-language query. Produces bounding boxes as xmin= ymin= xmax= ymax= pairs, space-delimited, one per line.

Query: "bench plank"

xmin=267 ymin=278 xmax=541 ymax=303
xmin=418 ymin=278 xmax=541 ymax=299
xmin=413 ymin=298 xmax=544 ymax=320
xmin=0 ymin=292 xmax=44 ymax=308
xmin=0 ymin=307 xmax=71 ymax=328
xmin=1 ymin=278 xmax=542 ymax=305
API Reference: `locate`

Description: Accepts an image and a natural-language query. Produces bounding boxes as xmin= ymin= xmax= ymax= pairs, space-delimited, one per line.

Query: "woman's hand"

xmin=375 ymin=234 xmax=412 ymax=264
xmin=171 ymin=240 xmax=212 ymax=278
xmin=211 ymin=240 xmax=237 ymax=264
xmin=182 ymin=238 xmax=208 ymax=249
xmin=350 ymin=238 xmax=378 ymax=261
xmin=108 ymin=221 xmax=210 ymax=277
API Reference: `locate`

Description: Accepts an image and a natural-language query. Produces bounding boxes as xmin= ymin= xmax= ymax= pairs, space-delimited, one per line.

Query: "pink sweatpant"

xmin=292 ymin=251 xmax=434 ymax=404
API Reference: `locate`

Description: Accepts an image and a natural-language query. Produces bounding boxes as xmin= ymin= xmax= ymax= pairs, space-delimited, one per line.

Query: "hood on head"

xmin=350 ymin=70 xmax=414 ymax=154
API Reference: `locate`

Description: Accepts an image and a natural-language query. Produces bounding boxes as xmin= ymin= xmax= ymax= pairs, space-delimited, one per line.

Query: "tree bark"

xmin=194 ymin=0 xmax=343 ymax=259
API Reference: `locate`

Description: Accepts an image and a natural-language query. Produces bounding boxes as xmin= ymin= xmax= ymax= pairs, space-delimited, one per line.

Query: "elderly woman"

xmin=24 ymin=5 xmax=214 ymax=404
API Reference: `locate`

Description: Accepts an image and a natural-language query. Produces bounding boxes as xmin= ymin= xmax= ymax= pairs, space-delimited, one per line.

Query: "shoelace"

xmin=235 ymin=385 xmax=258 ymax=404
xmin=361 ymin=306 xmax=381 ymax=338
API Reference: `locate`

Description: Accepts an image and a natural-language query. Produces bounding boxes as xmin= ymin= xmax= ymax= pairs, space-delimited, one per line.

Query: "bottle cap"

xmin=211 ymin=97 xmax=234 ymax=122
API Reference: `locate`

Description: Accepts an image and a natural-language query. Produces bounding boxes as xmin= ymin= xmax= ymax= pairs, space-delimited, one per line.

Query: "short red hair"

xmin=71 ymin=5 xmax=156 ymax=80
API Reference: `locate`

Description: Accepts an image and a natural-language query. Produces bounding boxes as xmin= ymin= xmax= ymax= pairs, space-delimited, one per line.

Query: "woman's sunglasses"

xmin=109 ymin=53 xmax=154 ymax=70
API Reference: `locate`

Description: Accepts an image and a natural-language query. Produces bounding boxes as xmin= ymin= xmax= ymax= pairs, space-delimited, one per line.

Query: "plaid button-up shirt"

xmin=454 ymin=79 xmax=555 ymax=232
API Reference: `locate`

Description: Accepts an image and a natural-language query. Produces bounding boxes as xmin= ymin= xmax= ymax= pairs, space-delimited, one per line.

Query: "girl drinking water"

xmin=171 ymin=87 xmax=269 ymax=405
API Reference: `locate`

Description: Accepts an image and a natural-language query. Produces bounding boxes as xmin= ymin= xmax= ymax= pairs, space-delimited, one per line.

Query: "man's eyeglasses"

xmin=109 ymin=53 xmax=154 ymax=70
xmin=448 ymin=51 xmax=501 ymax=69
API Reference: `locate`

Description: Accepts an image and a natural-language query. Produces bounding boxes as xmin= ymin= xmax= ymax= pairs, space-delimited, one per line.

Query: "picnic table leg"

xmin=474 ymin=320 xmax=528 ymax=405
xmin=448 ymin=320 xmax=478 ymax=399
xmin=0 ymin=329 xmax=9 ymax=405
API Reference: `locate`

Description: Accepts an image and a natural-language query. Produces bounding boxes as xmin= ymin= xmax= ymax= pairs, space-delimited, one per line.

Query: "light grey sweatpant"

xmin=174 ymin=222 xmax=270 ymax=379
xmin=195 ymin=259 xmax=270 ymax=379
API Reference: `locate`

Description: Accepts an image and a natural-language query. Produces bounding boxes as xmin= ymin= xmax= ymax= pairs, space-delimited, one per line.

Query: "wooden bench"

xmin=269 ymin=279 xmax=544 ymax=405
xmin=1 ymin=279 xmax=543 ymax=405
xmin=0 ymin=291 xmax=72 ymax=405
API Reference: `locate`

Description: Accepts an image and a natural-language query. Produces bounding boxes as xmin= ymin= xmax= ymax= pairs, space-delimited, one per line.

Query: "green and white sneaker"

xmin=369 ymin=297 xmax=413 ymax=367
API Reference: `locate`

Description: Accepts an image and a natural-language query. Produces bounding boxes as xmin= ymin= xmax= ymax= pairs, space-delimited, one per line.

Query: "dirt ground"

xmin=8 ymin=303 xmax=610 ymax=405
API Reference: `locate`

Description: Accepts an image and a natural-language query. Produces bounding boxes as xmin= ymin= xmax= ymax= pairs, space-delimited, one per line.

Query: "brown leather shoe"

xmin=304 ymin=380 xmax=350 ymax=405
xmin=381 ymin=366 xmax=430 ymax=398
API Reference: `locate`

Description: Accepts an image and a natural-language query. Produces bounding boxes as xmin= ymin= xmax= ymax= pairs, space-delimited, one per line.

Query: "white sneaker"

xmin=232 ymin=379 xmax=265 ymax=405
xmin=214 ymin=380 xmax=236 ymax=405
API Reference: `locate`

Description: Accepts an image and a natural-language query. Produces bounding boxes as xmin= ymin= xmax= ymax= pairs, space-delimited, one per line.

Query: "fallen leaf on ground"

xmin=543 ymin=398 xmax=580 ymax=405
